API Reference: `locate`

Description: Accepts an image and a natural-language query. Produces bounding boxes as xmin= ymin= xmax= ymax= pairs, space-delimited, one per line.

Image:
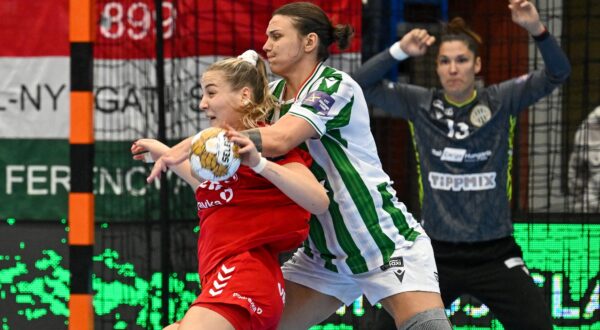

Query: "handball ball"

xmin=189 ymin=127 xmax=241 ymax=182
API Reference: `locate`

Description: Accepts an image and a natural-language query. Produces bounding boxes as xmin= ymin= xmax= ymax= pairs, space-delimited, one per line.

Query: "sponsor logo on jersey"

xmin=233 ymin=292 xmax=263 ymax=314
xmin=432 ymin=148 xmax=492 ymax=163
xmin=469 ymin=104 xmax=492 ymax=127
xmin=440 ymin=147 xmax=467 ymax=162
xmin=429 ymin=172 xmax=496 ymax=191
xmin=394 ymin=268 xmax=405 ymax=283
xmin=381 ymin=257 xmax=405 ymax=283
xmin=464 ymin=150 xmax=493 ymax=162
xmin=197 ymin=199 xmax=223 ymax=209
xmin=380 ymin=256 xmax=404 ymax=270
xmin=302 ymin=91 xmax=335 ymax=115
xmin=197 ymin=181 xmax=235 ymax=210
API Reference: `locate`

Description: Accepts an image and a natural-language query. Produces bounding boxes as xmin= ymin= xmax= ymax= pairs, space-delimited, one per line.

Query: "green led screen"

xmin=0 ymin=219 xmax=597 ymax=329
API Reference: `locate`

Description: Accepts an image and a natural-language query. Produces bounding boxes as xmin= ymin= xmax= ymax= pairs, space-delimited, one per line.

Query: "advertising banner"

xmin=0 ymin=0 xmax=362 ymax=221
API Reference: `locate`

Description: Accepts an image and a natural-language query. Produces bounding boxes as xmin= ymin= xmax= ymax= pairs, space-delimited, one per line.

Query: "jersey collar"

xmin=279 ymin=61 xmax=325 ymax=103
xmin=444 ymin=90 xmax=478 ymax=107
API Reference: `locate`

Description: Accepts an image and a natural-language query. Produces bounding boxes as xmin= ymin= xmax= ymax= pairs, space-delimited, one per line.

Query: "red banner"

xmin=0 ymin=0 xmax=69 ymax=56
xmin=95 ymin=0 xmax=362 ymax=59
xmin=0 ymin=0 xmax=361 ymax=58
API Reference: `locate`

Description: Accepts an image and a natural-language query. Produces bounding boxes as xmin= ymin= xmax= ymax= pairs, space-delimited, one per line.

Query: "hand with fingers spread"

xmin=399 ymin=28 xmax=436 ymax=57
xmin=146 ymin=136 xmax=193 ymax=183
xmin=131 ymin=138 xmax=201 ymax=188
xmin=509 ymin=0 xmax=545 ymax=36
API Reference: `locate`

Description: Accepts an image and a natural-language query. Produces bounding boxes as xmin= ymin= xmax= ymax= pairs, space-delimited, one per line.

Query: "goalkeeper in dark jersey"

xmin=353 ymin=0 xmax=570 ymax=328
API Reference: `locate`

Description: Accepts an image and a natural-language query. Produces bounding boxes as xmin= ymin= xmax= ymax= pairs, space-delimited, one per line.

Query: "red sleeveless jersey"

xmin=195 ymin=147 xmax=312 ymax=277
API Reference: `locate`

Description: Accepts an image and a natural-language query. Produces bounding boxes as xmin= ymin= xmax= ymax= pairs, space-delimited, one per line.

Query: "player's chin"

xmin=267 ymin=60 xmax=283 ymax=73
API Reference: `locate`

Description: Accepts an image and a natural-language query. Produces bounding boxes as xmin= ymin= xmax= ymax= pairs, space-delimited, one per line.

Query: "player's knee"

xmin=397 ymin=308 xmax=452 ymax=330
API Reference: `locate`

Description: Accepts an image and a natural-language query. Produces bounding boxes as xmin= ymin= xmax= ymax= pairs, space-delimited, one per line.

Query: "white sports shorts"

xmin=281 ymin=236 xmax=440 ymax=306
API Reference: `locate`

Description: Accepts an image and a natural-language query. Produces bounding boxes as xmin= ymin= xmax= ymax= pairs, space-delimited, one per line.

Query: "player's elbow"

xmin=559 ymin=63 xmax=571 ymax=83
xmin=553 ymin=66 xmax=571 ymax=84
xmin=548 ymin=60 xmax=571 ymax=84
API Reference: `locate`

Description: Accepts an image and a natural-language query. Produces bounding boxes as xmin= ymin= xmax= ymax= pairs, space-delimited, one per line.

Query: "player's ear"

xmin=305 ymin=32 xmax=318 ymax=52
xmin=240 ymin=86 xmax=252 ymax=106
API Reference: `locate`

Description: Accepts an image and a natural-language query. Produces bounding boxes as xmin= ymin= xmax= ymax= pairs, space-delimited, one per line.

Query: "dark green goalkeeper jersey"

xmin=353 ymin=33 xmax=570 ymax=242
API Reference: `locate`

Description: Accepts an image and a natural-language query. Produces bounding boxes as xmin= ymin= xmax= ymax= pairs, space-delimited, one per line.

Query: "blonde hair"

xmin=204 ymin=55 xmax=276 ymax=128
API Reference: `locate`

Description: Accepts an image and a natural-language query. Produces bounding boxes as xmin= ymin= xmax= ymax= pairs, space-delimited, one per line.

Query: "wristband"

xmin=389 ymin=42 xmax=409 ymax=61
xmin=532 ymin=26 xmax=549 ymax=42
xmin=251 ymin=156 xmax=268 ymax=173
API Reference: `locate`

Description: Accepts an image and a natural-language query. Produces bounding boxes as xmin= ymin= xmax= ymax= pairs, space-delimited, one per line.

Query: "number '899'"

xmin=100 ymin=2 xmax=176 ymax=40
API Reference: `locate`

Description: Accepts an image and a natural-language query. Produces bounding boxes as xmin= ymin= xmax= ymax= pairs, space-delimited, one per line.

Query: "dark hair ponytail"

xmin=441 ymin=17 xmax=482 ymax=57
xmin=274 ymin=2 xmax=354 ymax=61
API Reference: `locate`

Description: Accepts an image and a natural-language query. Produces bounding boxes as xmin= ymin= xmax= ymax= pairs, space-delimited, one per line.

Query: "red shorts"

xmin=192 ymin=247 xmax=285 ymax=330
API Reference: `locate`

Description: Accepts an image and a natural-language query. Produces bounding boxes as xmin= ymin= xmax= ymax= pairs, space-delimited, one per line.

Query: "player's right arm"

xmin=133 ymin=138 xmax=200 ymax=189
xmin=251 ymin=114 xmax=318 ymax=158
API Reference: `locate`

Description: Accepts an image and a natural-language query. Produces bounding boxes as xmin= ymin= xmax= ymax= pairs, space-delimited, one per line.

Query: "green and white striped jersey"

xmin=269 ymin=63 xmax=425 ymax=274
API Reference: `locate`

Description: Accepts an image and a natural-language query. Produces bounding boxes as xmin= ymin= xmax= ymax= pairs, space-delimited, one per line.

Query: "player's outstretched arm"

xmin=227 ymin=129 xmax=329 ymax=215
xmin=146 ymin=136 xmax=194 ymax=183
xmin=133 ymin=138 xmax=200 ymax=188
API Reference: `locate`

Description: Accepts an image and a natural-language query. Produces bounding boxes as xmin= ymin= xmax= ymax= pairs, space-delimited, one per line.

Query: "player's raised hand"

xmin=399 ymin=28 xmax=436 ymax=57
xmin=509 ymin=0 xmax=545 ymax=36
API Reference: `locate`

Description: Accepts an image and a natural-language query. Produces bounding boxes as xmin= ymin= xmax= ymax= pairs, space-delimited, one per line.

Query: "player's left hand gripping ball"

xmin=189 ymin=127 xmax=241 ymax=182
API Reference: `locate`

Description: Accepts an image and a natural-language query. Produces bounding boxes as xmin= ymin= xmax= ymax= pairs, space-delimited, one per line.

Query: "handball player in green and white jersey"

xmin=256 ymin=3 xmax=450 ymax=329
